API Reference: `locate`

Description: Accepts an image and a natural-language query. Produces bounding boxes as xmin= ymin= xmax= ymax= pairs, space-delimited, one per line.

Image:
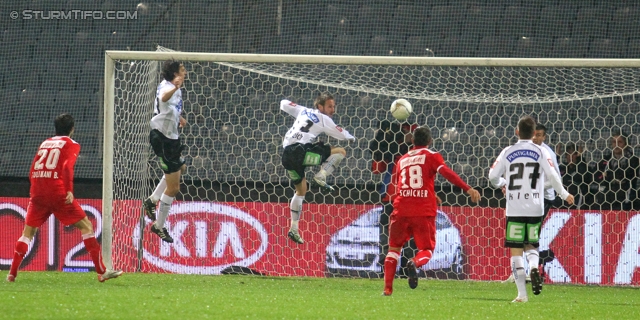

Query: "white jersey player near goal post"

xmin=280 ymin=93 xmax=356 ymax=244
xmin=143 ymin=60 xmax=188 ymax=244
xmin=488 ymin=116 xmax=574 ymax=303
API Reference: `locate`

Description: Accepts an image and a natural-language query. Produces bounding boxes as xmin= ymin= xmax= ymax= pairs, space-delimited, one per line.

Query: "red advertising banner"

xmin=1 ymin=197 xmax=639 ymax=285
xmin=0 ymin=198 xmax=103 ymax=272
xmin=446 ymin=206 xmax=640 ymax=285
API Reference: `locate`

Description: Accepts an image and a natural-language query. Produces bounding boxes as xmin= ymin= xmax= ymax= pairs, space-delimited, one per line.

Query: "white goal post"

xmin=103 ymin=50 xmax=640 ymax=285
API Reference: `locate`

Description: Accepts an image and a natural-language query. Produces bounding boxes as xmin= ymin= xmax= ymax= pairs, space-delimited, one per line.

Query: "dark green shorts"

xmin=149 ymin=129 xmax=185 ymax=174
xmin=504 ymin=216 xmax=543 ymax=248
xmin=281 ymin=142 xmax=331 ymax=184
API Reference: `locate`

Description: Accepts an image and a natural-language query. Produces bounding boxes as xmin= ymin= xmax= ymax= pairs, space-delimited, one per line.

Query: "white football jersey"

xmin=150 ymin=80 xmax=183 ymax=140
xmin=541 ymin=142 xmax=561 ymax=201
xmin=488 ymin=139 xmax=569 ymax=217
xmin=280 ymin=99 xmax=355 ymax=148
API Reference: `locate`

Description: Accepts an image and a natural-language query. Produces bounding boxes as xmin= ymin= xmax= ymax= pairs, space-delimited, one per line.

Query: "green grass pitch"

xmin=1 ymin=272 xmax=638 ymax=319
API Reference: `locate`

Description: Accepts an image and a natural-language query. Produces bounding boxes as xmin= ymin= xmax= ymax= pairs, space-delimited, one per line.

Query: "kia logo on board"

xmin=133 ymin=202 xmax=268 ymax=274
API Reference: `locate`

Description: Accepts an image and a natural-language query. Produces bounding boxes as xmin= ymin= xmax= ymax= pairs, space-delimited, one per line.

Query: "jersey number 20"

xmin=34 ymin=149 xmax=61 ymax=170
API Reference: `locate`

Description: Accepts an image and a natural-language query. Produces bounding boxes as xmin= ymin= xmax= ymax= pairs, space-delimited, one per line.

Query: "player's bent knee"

xmin=331 ymin=147 xmax=347 ymax=156
xmin=73 ymin=217 xmax=94 ymax=234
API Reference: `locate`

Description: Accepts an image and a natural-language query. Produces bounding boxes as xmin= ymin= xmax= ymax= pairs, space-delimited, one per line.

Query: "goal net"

xmin=104 ymin=48 xmax=640 ymax=285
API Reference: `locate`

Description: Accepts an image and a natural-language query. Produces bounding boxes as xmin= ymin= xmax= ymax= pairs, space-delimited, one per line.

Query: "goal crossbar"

xmin=105 ymin=51 xmax=640 ymax=68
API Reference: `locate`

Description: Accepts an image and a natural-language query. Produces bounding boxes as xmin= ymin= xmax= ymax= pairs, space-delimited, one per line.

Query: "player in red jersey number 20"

xmin=6 ymin=114 xmax=123 ymax=283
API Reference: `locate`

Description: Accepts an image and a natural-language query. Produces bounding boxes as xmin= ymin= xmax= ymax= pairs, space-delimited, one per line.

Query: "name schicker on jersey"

xmin=393 ymin=148 xmax=444 ymax=217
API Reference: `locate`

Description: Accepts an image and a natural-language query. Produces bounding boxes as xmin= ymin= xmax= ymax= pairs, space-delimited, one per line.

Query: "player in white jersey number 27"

xmin=280 ymin=93 xmax=356 ymax=244
xmin=488 ymin=116 xmax=574 ymax=303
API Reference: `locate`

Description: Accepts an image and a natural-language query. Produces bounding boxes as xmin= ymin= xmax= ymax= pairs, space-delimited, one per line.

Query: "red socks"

xmin=83 ymin=234 xmax=106 ymax=274
xmin=11 ymin=234 xmax=106 ymax=279
xmin=414 ymin=250 xmax=433 ymax=268
xmin=383 ymin=250 xmax=400 ymax=294
xmin=9 ymin=239 xmax=29 ymax=278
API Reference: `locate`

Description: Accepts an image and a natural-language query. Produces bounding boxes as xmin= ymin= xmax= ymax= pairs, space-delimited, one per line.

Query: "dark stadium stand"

xmin=2 ymin=0 xmax=640 ymax=193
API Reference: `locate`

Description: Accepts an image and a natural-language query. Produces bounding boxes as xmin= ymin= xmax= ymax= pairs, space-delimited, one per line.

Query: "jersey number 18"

xmin=400 ymin=165 xmax=424 ymax=189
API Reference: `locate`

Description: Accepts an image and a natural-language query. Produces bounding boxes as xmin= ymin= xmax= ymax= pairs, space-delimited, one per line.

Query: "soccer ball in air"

xmin=390 ymin=99 xmax=412 ymax=121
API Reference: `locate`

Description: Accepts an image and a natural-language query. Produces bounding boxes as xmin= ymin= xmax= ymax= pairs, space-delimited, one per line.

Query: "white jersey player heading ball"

xmin=280 ymin=93 xmax=355 ymax=244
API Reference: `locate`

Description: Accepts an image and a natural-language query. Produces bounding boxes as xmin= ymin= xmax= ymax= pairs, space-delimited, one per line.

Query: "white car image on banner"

xmin=326 ymin=206 xmax=465 ymax=279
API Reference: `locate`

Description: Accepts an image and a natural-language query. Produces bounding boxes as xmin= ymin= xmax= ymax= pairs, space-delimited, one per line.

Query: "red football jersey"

xmin=29 ymin=136 xmax=80 ymax=197
xmin=392 ymin=147 xmax=444 ymax=217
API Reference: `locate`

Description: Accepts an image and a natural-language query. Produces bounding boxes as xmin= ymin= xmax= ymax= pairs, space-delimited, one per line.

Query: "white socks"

xmin=319 ymin=153 xmax=344 ymax=176
xmin=525 ymin=249 xmax=540 ymax=270
xmin=511 ymin=256 xmax=527 ymax=298
xmin=150 ymin=176 xmax=167 ymax=203
xmin=289 ymin=194 xmax=305 ymax=231
xmin=18 ymin=236 xmax=31 ymax=246
xmin=155 ymin=193 xmax=174 ymax=229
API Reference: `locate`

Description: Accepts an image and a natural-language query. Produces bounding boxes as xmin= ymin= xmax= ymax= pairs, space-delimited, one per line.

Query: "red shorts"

xmin=388 ymin=215 xmax=436 ymax=251
xmin=26 ymin=195 xmax=87 ymax=227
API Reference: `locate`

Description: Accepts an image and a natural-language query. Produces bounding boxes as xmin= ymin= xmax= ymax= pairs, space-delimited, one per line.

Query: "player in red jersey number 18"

xmin=382 ymin=126 xmax=481 ymax=296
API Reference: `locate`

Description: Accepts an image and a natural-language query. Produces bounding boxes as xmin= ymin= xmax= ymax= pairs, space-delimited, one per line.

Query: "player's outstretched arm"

xmin=488 ymin=148 xmax=508 ymax=188
xmin=280 ymin=99 xmax=304 ymax=118
xmin=322 ymin=116 xmax=356 ymax=141
xmin=438 ymin=164 xmax=480 ymax=203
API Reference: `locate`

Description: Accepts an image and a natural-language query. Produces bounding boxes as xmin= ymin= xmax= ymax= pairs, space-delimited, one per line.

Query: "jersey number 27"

xmin=508 ymin=163 xmax=540 ymax=190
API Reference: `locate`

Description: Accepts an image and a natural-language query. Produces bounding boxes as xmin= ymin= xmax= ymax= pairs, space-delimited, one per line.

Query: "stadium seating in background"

xmin=368 ymin=35 xmax=400 ymax=56
xmin=476 ymin=36 xmax=515 ymax=57
xmin=321 ymin=4 xmax=356 ymax=36
xmin=461 ymin=5 xmax=500 ymax=38
xmin=281 ymin=0 xmax=321 ymax=38
xmin=572 ymin=7 xmax=612 ymax=38
xmin=76 ymin=60 xmax=101 ymax=92
xmin=587 ymin=38 xmax=624 ymax=58
xmin=425 ymin=6 xmax=463 ymax=39
xmin=389 ymin=5 xmax=430 ymax=38
xmin=355 ymin=4 xmax=390 ymax=37
xmin=550 ymin=37 xmax=589 ymax=58
xmin=498 ymin=6 xmax=540 ymax=37
xmin=71 ymin=32 xmax=107 ymax=62
xmin=403 ymin=36 xmax=438 ymax=57
xmin=609 ymin=6 xmax=640 ymax=40
xmin=536 ymin=6 xmax=575 ymax=38
xmin=440 ymin=35 xmax=479 ymax=57
xmin=512 ymin=37 xmax=553 ymax=58
xmin=333 ymin=34 xmax=366 ymax=56
xmin=627 ymin=38 xmax=640 ymax=58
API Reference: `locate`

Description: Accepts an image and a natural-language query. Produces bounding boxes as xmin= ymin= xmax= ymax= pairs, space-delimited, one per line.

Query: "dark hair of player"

xmin=162 ymin=60 xmax=183 ymax=81
xmin=517 ymin=116 xmax=536 ymax=139
xmin=535 ymin=123 xmax=547 ymax=135
xmin=55 ymin=113 xmax=75 ymax=136
xmin=413 ymin=126 xmax=432 ymax=147
xmin=314 ymin=93 xmax=334 ymax=108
